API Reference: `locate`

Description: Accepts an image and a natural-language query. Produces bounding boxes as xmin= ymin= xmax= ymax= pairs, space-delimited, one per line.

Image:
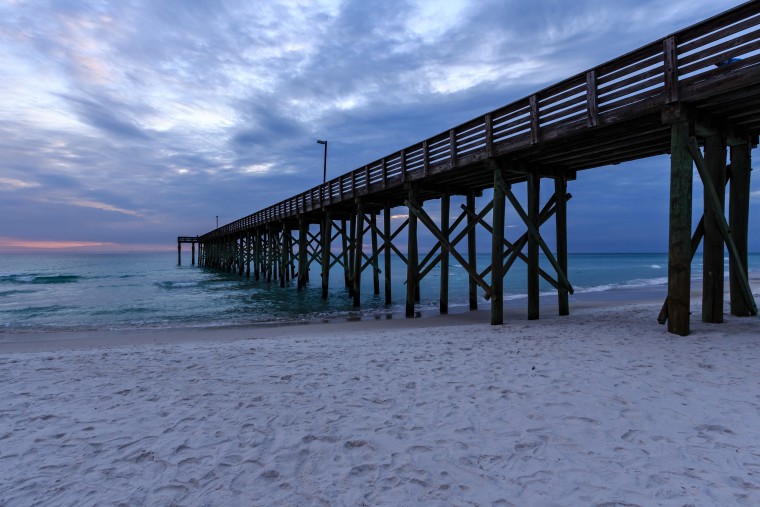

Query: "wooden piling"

xmin=321 ymin=212 xmax=331 ymax=299
xmin=729 ymin=140 xmax=752 ymax=316
xmin=527 ymin=168 xmax=540 ymax=320
xmin=177 ymin=242 xmax=181 ymax=266
xmin=348 ymin=215 xmax=356 ymax=298
xmin=555 ymin=177 xmax=569 ymax=316
xmin=371 ymin=212 xmax=380 ymax=296
xmin=281 ymin=227 xmax=288 ymax=287
xmin=440 ymin=194 xmax=450 ymax=314
xmin=384 ymin=203 xmax=392 ymax=305
xmin=341 ymin=219 xmax=351 ymax=291
xmin=254 ymin=229 xmax=261 ymax=281
xmin=467 ymin=193 xmax=478 ymax=310
xmin=298 ymin=217 xmax=308 ymax=289
xmin=406 ymin=188 xmax=418 ymax=317
xmin=702 ymin=134 xmax=726 ymax=323
xmin=491 ymin=166 xmax=506 ymax=325
xmin=353 ymin=202 xmax=364 ymax=307
xmin=667 ymin=121 xmax=693 ymax=336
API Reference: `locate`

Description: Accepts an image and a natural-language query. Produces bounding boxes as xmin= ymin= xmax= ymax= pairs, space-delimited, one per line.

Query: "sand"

xmin=1 ymin=296 xmax=759 ymax=505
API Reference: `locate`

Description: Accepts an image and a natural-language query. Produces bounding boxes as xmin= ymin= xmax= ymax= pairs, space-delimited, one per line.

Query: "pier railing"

xmin=201 ymin=1 xmax=760 ymax=240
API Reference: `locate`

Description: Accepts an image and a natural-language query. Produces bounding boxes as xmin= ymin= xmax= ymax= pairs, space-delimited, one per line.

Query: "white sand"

xmin=1 ymin=300 xmax=759 ymax=506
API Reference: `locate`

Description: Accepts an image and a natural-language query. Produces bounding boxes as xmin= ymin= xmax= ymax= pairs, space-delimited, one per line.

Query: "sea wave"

xmin=575 ymin=276 xmax=669 ymax=294
xmin=155 ymin=281 xmax=200 ymax=290
xmin=0 ymin=274 xmax=83 ymax=285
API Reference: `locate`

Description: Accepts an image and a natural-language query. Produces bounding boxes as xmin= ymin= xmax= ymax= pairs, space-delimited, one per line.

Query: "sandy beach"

xmin=1 ymin=292 xmax=760 ymax=506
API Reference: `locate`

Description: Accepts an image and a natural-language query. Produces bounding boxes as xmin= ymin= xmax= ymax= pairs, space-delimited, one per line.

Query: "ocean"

xmin=1 ymin=252 xmax=757 ymax=335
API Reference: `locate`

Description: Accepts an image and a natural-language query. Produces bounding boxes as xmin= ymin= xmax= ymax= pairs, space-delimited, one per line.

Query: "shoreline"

xmin=1 ymin=276 xmax=757 ymax=353
xmin=0 ymin=282 xmax=667 ymax=353
xmin=1 ymin=289 xmax=759 ymax=504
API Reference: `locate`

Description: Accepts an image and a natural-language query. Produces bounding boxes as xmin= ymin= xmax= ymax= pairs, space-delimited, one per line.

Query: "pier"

xmin=181 ymin=2 xmax=760 ymax=336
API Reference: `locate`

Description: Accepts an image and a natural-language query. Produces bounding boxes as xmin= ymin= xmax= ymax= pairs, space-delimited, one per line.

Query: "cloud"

xmin=0 ymin=237 xmax=117 ymax=249
xmin=0 ymin=0 xmax=755 ymax=252
xmin=38 ymin=196 xmax=146 ymax=219
xmin=0 ymin=177 xmax=39 ymax=190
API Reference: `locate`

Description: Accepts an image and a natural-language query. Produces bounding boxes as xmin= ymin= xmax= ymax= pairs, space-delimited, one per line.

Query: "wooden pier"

xmin=177 ymin=236 xmax=198 ymax=266
xmin=181 ymin=3 xmax=760 ymax=335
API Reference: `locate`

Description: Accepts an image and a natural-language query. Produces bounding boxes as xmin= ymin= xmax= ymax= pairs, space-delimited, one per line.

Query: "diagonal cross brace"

xmin=419 ymin=201 xmax=494 ymax=280
xmin=417 ymin=206 xmax=469 ymax=280
xmin=361 ymin=213 xmax=409 ymax=265
xmin=658 ymin=216 xmax=705 ymax=324
xmin=406 ymin=197 xmax=493 ymax=299
xmin=687 ymin=137 xmax=757 ymax=315
xmin=462 ymin=193 xmax=573 ymax=293
xmin=498 ymin=176 xmax=574 ymax=295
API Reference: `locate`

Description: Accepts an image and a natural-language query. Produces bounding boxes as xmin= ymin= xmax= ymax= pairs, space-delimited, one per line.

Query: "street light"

xmin=216 ymin=215 xmax=218 ymax=229
xmin=317 ymin=139 xmax=327 ymax=184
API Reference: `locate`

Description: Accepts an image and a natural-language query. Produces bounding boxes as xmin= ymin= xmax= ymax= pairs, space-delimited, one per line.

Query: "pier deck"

xmin=181 ymin=2 xmax=760 ymax=335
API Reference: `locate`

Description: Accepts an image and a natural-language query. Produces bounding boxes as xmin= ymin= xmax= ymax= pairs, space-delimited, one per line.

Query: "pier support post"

xmin=467 ymin=192 xmax=478 ymax=310
xmin=406 ymin=187 xmax=419 ymax=317
xmin=384 ymin=203 xmax=392 ymax=305
xmin=353 ymin=202 xmax=364 ymax=307
xmin=440 ymin=193 xmax=450 ymax=314
xmin=283 ymin=231 xmax=288 ymax=282
xmin=555 ymin=177 xmax=570 ymax=316
xmin=667 ymin=120 xmax=693 ymax=336
xmin=371 ymin=212 xmax=380 ymax=296
xmin=528 ymin=168 xmax=540 ymax=320
xmin=239 ymin=235 xmax=245 ymax=276
xmin=348 ymin=215 xmax=356 ymax=298
xmin=177 ymin=242 xmax=181 ymax=266
xmin=254 ymin=229 xmax=261 ymax=281
xmin=702 ymin=134 xmax=726 ymax=323
xmin=191 ymin=242 xmax=195 ymax=266
xmin=491 ymin=165 xmax=506 ymax=325
xmin=341 ymin=219 xmax=351 ymax=291
xmin=245 ymin=233 xmax=250 ymax=277
xmin=266 ymin=225 xmax=275 ymax=283
xmin=321 ymin=212 xmax=331 ymax=299
xmin=298 ymin=217 xmax=308 ymax=289
xmin=729 ymin=139 xmax=752 ymax=316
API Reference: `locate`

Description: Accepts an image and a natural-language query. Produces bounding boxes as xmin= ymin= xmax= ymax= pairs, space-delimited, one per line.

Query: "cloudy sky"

xmin=1 ymin=0 xmax=758 ymax=253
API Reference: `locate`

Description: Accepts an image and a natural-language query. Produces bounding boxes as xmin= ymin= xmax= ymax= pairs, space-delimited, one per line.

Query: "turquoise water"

xmin=0 ymin=252 xmax=757 ymax=334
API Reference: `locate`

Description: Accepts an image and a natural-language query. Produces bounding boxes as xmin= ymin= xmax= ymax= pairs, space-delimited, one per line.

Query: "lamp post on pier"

xmin=317 ymin=139 xmax=328 ymax=205
xmin=317 ymin=140 xmax=327 ymax=185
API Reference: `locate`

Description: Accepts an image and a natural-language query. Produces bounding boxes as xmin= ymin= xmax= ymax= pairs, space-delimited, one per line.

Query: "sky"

xmin=1 ymin=0 xmax=758 ymax=254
